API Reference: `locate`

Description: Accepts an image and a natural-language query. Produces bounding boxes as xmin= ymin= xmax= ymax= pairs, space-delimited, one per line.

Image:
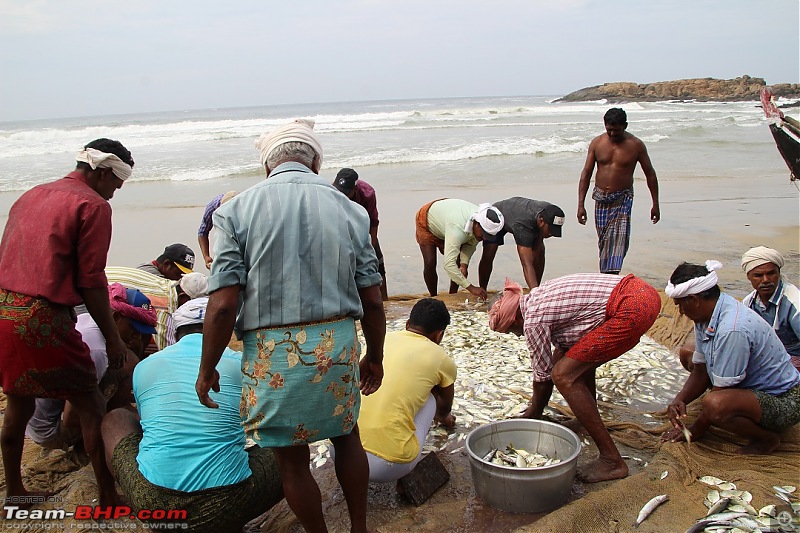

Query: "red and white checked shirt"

xmin=521 ymin=273 xmax=622 ymax=382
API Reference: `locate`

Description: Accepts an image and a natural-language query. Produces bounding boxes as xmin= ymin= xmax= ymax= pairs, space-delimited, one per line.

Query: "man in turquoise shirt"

xmin=101 ymin=298 xmax=283 ymax=532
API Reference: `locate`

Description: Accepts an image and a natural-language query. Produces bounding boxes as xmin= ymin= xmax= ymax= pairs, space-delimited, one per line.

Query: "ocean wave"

xmin=325 ymin=136 xmax=588 ymax=168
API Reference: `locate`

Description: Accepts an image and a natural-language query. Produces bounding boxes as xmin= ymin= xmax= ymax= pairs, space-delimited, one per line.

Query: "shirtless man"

xmin=577 ymin=108 xmax=660 ymax=274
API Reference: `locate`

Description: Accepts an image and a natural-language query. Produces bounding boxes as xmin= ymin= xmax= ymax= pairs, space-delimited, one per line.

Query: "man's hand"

xmin=106 ymin=336 xmax=127 ymax=370
xmin=667 ymin=399 xmax=687 ymax=427
xmin=650 ymin=205 xmax=660 ymax=224
xmin=577 ymin=206 xmax=587 ymax=225
xmin=466 ymin=285 xmax=487 ymax=300
xmin=204 ymin=255 xmax=213 ymax=269
xmin=359 ymin=358 xmax=383 ymax=396
xmin=435 ymin=413 xmax=456 ymax=429
xmin=195 ymin=370 xmax=221 ymax=408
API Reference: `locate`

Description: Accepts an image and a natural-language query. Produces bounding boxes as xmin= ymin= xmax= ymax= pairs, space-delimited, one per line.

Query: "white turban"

xmin=75 ymin=148 xmax=133 ymax=181
xmin=179 ymin=272 xmax=208 ymax=299
xmin=665 ymin=260 xmax=723 ymax=298
xmin=465 ymin=203 xmax=505 ymax=235
xmin=741 ymin=246 xmax=784 ymax=274
xmin=172 ymin=297 xmax=208 ymax=329
xmin=255 ymin=118 xmax=323 ymax=167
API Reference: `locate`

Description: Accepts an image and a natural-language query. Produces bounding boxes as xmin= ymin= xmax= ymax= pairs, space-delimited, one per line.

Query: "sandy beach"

xmin=0 ymin=98 xmax=798 ymax=532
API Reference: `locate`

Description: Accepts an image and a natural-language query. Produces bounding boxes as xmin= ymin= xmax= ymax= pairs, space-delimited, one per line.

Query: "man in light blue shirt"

xmin=196 ymin=119 xmax=385 ymax=533
xmin=741 ymin=246 xmax=800 ymax=370
xmin=663 ymin=262 xmax=800 ymax=455
xmin=101 ymin=298 xmax=282 ymax=532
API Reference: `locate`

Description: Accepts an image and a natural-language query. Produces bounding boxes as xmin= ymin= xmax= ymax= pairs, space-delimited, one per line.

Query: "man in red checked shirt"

xmin=0 ymin=139 xmax=134 ymax=508
xmin=489 ymin=273 xmax=661 ymax=483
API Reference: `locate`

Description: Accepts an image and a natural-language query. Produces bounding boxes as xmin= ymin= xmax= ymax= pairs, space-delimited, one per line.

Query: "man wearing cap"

xmin=0 ymin=138 xmax=134 ymax=506
xmin=137 ymin=243 xmax=195 ymax=281
xmin=489 ymin=273 xmax=660 ymax=482
xmin=741 ymin=246 xmax=800 ymax=370
xmin=25 ymin=283 xmax=156 ymax=451
xmin=102 ymin=298 xmax=283 ymax=532
xmin=577 ymin=107 xmax=660 ymax=274
xmin=416 ymin=198 xmax=504 ymax=300
xmin=662 ymin=261 xmax=800 ymax=454
xmin=198 ymin=191 xmax=237 ymax=270
xmin=196 ymin=119 xmax=385 ymax=533
xmin=479 ymin=197 xmax=565 ymax=291
xmin=333 ymin=168 xmax=388 ymax=300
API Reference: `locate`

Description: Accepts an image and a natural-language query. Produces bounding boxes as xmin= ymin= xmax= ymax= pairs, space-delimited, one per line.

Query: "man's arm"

xmin=369 ymin=226 xmax=388 ymax=301
xmin=638 ymin=142 xmax=660 ymax=224
xmin=577 ymin=139 xmax=598 ymax=225
xmin=478 ymin=243 xmax=499 ymax=291
xmin=667 ymin=362 xmax=710 ymax=427
xmin=198 ymin=234 xmax=212 ymax=270
xmin=517 ymin=240 xmax=544 ymax=289
xmin=197 ymin=284 xmax=240 ymax=408
xmin=357 ymin=284 xmax=385 ymax=396
xmin=431 ymin=383 xmax=455 ymax=428
xmin=79 ymin=287 xmax=126 ymax=370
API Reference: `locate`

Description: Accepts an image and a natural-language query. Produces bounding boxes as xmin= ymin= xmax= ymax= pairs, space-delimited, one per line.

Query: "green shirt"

xmin=426 ymin=199 xmax=479 ymax=289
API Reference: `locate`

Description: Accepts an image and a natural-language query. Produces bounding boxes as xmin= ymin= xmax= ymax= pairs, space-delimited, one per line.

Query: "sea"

xmin=0 ymin=95 xmax=797 ymax=295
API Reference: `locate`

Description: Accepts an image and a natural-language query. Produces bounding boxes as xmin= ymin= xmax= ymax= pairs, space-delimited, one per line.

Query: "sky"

xmin=0 ymin=0 xmax=798 ymax=122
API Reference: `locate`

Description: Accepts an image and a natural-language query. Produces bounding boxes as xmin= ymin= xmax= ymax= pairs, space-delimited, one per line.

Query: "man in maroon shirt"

xmin=333 ymin=168 xmax=388 ymax=300
xmin=0 ymin=138 xmax=134 ymax=508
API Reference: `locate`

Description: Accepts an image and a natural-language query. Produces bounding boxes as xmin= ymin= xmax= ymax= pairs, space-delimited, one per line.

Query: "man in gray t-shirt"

xmin=479 ymin=197 xmax=565 ymax=290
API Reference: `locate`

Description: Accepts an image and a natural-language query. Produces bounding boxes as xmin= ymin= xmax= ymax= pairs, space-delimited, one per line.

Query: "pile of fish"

xmin=308 ymin=308 xmax=680 ymax=468
xmin=481 ymin=444 xmax=562 ymax=468
xmin=685 ymin=476 xmax=799 ymax=532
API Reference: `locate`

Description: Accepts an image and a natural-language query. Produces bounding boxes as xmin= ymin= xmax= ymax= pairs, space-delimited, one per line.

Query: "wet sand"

xmin=0 ymin=168 xmax=797 ymax=531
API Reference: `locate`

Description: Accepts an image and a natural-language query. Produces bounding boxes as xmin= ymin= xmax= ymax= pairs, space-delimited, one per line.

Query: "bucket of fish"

xmin=465 ymin=419 xmax=581 ymax=513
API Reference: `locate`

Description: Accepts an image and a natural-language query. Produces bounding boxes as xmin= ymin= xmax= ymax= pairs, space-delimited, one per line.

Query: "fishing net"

xmin=516 ymin=400 xmax=800 ymax=533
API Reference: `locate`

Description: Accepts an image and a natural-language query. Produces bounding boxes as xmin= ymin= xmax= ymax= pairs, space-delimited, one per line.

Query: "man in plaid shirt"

xmin=489 ymin=273 xmax=660 ymax=482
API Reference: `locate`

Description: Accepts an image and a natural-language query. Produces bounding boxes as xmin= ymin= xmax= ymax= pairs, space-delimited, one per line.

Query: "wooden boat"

xmin=760 ymin=87 xmax=800 ymax=182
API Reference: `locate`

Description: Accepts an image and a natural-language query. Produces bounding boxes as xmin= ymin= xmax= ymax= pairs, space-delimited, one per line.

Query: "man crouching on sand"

xmin=489 ymin=274 xmax=661 ymax=482
xmin=662 ymin=261 xmax=800 ymax=454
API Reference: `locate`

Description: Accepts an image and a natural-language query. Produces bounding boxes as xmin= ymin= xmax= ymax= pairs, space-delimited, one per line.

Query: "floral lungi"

xmin=0 ymin=289 xmax=96 ymax=397
xmin=241 ymin=316 xmax=361 ymax=447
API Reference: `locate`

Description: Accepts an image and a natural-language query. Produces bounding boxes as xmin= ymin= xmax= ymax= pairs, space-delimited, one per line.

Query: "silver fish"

xmin=635 ymin=494 xmax=668 ymax=527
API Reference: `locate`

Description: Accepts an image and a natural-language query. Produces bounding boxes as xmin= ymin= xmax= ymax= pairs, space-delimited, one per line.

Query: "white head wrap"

xmin=465 ymin=203 xmax=505 ymax=235
xmin=664 ymin=260 xmax=723 ymax=298
xmin=741 ymin=246 xmax=784 ymax=274
xmin=172 ymin=297 xmax=208 ymax=329
xmin=179 ymin=272 xmax=208 ymax=299
xmin=75 ymin=148 xmax=133 ymax=181
xmin=254 ymin=119 xmax=323 ymax=167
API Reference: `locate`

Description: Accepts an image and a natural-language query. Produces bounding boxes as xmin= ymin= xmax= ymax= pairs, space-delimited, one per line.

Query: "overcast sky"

xmin=0 ymin=0 xmax=797 ymax=122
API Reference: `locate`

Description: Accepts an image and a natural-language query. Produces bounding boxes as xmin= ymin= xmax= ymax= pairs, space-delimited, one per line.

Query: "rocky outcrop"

xmin=556 ymin=75 xmax=800 ymax=103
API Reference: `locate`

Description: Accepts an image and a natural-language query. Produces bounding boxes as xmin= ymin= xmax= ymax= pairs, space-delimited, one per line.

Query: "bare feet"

xmin=577 ymin=456 xmax=629 ymax=483
xmin=737 ymin=434 xmax=780 ymax=455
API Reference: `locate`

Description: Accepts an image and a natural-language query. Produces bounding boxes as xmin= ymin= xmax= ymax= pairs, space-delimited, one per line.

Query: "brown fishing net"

xmin=517 ymin=400 xmax=800 ymax=533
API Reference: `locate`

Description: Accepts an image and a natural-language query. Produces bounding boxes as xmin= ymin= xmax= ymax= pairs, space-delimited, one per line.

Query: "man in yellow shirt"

xmin=358 ymin=298 xmax=457 ymax=482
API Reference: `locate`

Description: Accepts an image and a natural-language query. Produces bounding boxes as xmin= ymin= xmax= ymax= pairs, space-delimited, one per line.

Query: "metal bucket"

xmin=465 ymin=419 xmax=581 ymax=513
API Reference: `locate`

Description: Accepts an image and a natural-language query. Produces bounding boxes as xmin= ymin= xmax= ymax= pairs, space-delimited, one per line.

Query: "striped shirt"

xmin=198 ymin=194 xmax=223 ymax=237
xmin=105 ymin=267 xmax=179 ymax=350
xmin=209 ymin=162 xmax=382 ymax=335
xmin=521 ymin=273 xmax=622 ymax=382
